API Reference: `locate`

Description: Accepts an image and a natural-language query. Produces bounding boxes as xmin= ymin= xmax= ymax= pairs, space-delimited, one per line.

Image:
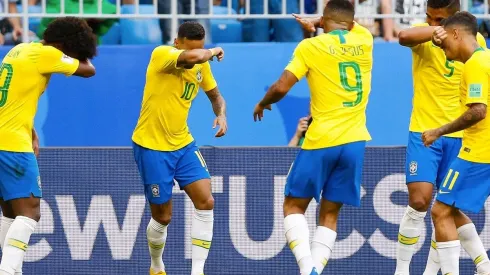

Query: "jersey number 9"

xmin=0 ymin=63 xmax=13 ymax=107
xmin=339 ymin=62 xmax=363 ymax=107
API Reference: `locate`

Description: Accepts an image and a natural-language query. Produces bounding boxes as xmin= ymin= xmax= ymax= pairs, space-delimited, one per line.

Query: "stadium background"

xmin=1 ymin=0 xmax=490 ymax=273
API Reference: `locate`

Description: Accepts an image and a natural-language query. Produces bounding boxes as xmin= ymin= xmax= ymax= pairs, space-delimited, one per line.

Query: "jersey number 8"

xmin=0 ymin=63 xmax=13 ymax=107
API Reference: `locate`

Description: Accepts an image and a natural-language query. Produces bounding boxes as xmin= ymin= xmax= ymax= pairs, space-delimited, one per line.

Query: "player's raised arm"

xmin=73 ymin=60 xmax=96 ymax=78
xmin=177 ymin=47 xmax=224 ymax=67
xmin=398 ymin=26 xmax=437 ymax=47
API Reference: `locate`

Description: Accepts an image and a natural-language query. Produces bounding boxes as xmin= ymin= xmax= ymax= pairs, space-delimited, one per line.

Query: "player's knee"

xmin=431 ymin=202 xmax=452 ymax=222
xmin=408 ymin=196 xmax=431 ymax=212
xmin=194 ymin=195 xmax=214 ymax=210
xmin=152 ymin=213 xmax=172 ymax=226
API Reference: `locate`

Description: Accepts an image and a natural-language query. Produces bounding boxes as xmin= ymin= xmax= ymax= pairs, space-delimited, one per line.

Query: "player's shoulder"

xmin=152 ymin=45 xmax=180 ymax=56
xmin=351 ymin=22 xmax=374 ymax=41
xmin=466 ymin=49 xmax=490 ymax=71
xmin=476 ymin=32 xmax=487 ymax=48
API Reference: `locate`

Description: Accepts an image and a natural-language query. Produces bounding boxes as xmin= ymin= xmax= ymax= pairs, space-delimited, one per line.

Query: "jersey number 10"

xmin=339 ymin=61 xmax=363 ymax=107
xmin=0 ymin=63 xmax=13 ymax=107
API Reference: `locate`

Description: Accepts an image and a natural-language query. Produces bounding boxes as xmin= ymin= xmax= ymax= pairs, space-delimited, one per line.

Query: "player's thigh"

xmin=174 ymin=142 xmax=210 ymax=188
xmin=285 ymin=147 xmax=337 ymax=203
xmin=406 ymin=131 xmax=443 ymax=187
xmin=322 ymin=141 xmax=366 ymax=207
xmin=436 ymin=137 xmax=462 ymax=185
xmin=436 ymin=158 xmax=490 ymax=214
xmin=132 ymin=143 xmax=177 ymax=205
xmin=0 ymin=151 xmax=41 ymax=220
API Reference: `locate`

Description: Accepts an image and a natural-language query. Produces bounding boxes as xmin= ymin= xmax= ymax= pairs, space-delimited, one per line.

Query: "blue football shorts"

xmin=285 ymin=141 xmax=366 ymax=206
xmin=436 ymin=157 xmax=490 ymax=213
xmin=133 ymin=141 xmax=210 ymax=205
xmin=0 ymin=151 xmax=42 ymax=201
xmin=406 ymin=131 xmax=462 ymax=188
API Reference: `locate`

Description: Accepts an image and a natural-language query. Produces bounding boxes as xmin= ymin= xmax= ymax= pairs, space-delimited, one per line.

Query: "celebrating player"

xmin=131 ymin=21 xmax=227 ymax=275
xmin=0 ymin=17 xmax=96 ymax=275
xmin=394 ymin=1 xmax=490 ymax=274
xmin=421 ymin=11 xmax=490 ymax=275
xmin=253 ymin=0 xmax=373 ymax=274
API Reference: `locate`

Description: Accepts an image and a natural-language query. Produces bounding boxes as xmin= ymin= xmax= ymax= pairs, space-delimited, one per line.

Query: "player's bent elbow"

xmin=398 ymin=30 xmax=411 ymax=46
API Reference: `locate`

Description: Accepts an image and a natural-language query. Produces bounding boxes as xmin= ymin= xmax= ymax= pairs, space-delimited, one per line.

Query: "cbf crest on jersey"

xmin=196 ymin=70 xmax=202 ymax=83
xmin=409 ymin=161 xmax=418 ymax=175
xmin=151 ymin=184 xmax=160 ymax=197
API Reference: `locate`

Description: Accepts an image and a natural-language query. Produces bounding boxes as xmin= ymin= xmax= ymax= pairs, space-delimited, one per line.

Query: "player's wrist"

xmin=209 ymin=48 xmax=217 ymax=57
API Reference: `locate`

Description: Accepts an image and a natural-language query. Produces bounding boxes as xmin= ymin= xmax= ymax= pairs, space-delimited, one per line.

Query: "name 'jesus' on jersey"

xmin=285 ymin=23 xmax=373 ymax=149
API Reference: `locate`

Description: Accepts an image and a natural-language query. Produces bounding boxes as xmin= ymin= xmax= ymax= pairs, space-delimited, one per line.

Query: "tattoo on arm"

xmin=205 ymin=87 xmax=226 ymax=117
xmin=260 ymin=71 xmax=298 ymax=106
xmin=437 ymin=103 xmax=487 ymax=135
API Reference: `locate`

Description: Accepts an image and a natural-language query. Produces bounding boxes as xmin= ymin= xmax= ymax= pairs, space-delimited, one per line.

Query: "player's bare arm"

xmin=253 ymin=70 xmax=298 ymax=121
xmin=73 ymin=59 xmax=96 ymax=78
xmin=177 ymin=47 xmax=224 ymax=67
xmin=422 ymin=103 xmax=487 ymax=146
xmin=399 ymin=26 xmax=438 ymax=47
xmin=205 ymin=87 xmax=228 ymax=137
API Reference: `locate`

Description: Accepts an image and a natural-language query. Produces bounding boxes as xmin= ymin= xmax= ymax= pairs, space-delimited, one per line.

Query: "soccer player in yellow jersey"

xmin=132 ymin=22 xmax=227 ymax=275
xmin=394 ymin=1 xmax=490 ymax=274
xmin=253 ymin=1 xmax=372 ymax=274
xmin=421 ymin=11 xmax=490 ymax=275
xmin=0 ymin=17 xmax=96 ymax=275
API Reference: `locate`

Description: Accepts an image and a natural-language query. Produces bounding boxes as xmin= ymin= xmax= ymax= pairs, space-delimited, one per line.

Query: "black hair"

xmin=442 ymin=11 xmax=478 ymax=36
xmin=427 ymin=0 xmax=460 ymax=11
xmin=324 ymin=0 xmax=355 ymax=20
xmin=177 ymin=21 xmax=206 ymax=40
xmin=43 ymin=17 xmax=97 ymax=60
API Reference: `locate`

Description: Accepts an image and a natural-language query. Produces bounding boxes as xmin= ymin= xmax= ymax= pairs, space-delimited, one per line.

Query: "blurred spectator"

xmin=394 ymin=0 xmax=425 ymax=34
xmin=288 ymin=116 xmax=311 ymax=147
xmin=37 ymin=0 xmax=117 ymax=43
xmin=354 ymin=0 xmax=396 ymax=41
xmin=240 ymin=0 xmax=303 ymax=42
xmin=0 ymin=0 xmax=35 ymax=45
xmin=158 ymin=0 xmax=211 ymax=44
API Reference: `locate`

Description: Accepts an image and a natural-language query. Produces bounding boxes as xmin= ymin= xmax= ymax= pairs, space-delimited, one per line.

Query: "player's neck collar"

xmin=328 ymin=29 xmax=349 ymax=36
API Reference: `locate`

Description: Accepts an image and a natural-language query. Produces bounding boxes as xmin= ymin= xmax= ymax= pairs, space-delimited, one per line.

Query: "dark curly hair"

xmin=177 ymin=21 xmax=205 ymax=40
xmin=43 ymin=17 xmax=97 ymax=60
xmin=442 ymin=11 xmax=478 ymax=36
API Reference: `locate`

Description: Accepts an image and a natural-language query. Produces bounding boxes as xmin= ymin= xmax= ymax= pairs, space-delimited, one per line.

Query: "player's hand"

xmin=12 ymin=27 xmax=22 ymax=42
xmin=213 ymin=115 xmax=227 ymax=137
xmin=253 ymin=103 xmax=272 ymax=122
xmin=32 ymin=133 xmax=40 ymax=157
xmin=295 ymin=117 xmax=309 ymax=137
xmin=210 ymin=47 xmax=224 ymax=62
xmin=422 ymin=129 xmax=442 ymax=147
xmin=292 ymin=14 xmax=316 ymax=33
xmin=432 ymin=26 xmax=447 ymax=46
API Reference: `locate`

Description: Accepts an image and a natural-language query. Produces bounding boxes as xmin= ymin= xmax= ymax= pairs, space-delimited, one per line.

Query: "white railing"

xmin=0 ymin=0 xmax=487 ymax=43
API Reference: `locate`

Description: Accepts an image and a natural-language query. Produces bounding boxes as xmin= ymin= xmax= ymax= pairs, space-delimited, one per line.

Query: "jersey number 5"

xmin=339 ymin=62 xmax=363 ymax=107
xmin=444 ymin=60 xmax=455 ymax=78
xmin=0 ymin=63 xmax=13 ymax=107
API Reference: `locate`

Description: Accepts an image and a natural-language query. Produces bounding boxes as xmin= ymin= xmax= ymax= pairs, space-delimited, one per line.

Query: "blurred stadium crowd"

xmin=0 ymin=0 xmax=489 ymax=45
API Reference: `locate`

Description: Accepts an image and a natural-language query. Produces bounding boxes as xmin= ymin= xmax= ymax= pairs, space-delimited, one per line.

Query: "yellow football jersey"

xmin=457 ymin=48 xmax=490 ymax=163
xmin=0 ymin=42 xmax=79 ymax=152
xmin=132 ymin=46 xmax=217 ymax=151
xmin=285 ymin=23 xmax=373 ymax=149
xmin=409 ymin=23 xmax=487 ymax=137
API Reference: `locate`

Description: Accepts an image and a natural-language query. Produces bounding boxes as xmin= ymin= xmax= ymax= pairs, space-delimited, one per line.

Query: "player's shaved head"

xmin=323 ymin=0 xmax=355 ymax=22
xmin=43 ymin=17 xmax=97 ymax=61
xmin=442 ymin=11 xmax=478 ymax=36
xmin=322 ymin=0 xmax=355 ymax=32
xmin=177 ymin=21 xmax=206 ymax=41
